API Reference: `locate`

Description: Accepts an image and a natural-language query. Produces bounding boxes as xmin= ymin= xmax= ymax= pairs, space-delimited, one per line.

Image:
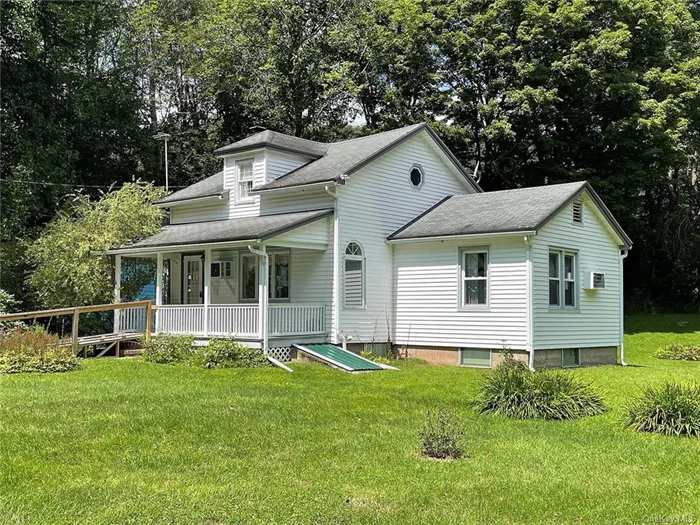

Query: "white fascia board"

xmin=386 ymin=230 xmax=537 ymax=244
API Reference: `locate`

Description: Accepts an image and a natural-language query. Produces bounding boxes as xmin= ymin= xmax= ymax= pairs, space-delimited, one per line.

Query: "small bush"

xmin=655 ymin=344 xmax=700 ymax=361
xmin=474 ymin=366 xmax=606 ymax=420
xmin=623 ymin=382 xmax=700 ymax=438
xmin=0 ymin=328 xmax=80 ymax=374
xmin=142 ymin=335 xmax=269 ymax=369
xmin=189 ymin=338 xmax=269 ymax=369
xmin=360 ymin=350 xmax=397 ymax=365
xmin=141 ymin=334 xmax=195 ymax=364
xmin=419 ymin=408 xmax=466 ymax=460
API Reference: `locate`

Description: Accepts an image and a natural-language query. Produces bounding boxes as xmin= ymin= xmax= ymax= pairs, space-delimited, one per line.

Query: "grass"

xmin=0 ymin=314 xmax=699 ymax=524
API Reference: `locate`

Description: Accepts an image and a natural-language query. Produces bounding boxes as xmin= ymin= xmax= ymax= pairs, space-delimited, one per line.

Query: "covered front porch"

xmin=108 ymin=209 xmax=334 ymax=354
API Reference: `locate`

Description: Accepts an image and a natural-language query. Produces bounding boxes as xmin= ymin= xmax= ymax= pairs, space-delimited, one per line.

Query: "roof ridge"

xmin=328 ymin=122 xmax=425 ymax=147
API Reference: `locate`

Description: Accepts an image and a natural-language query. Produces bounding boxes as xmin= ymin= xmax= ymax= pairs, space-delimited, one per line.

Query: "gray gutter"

xmin=214 ymin=143 xmax=325 ymax=158
xmin=154 ymin=190 xmax=229 ymax=208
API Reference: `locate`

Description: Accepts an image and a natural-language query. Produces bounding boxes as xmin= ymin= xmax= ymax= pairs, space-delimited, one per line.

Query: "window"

xmin=211 ymin=261 xmax=231 ymax=279
xmin=236 ymin=159 xmax=254 ymax=202
xmin=460 ymin=247 xmax=488 ymax=307
xmin=460 ymin=348 xmax=491 ymax=367
xmin=549 ymin=249 xmax=578 ymax=309
xmin=572 ymin=201 xmax=583 ymax=224
xmin=562 ymin=348 xmax=580 ymax=367
xmin=269 ymin=251 xmax=290 ymax=301
xmin=409 ymin=164 xmax=424 ymax=188
xmin=344 ymin=241 xmax=364 ymax=308
xmin=240 ymin=253 xmax=257 ymax=301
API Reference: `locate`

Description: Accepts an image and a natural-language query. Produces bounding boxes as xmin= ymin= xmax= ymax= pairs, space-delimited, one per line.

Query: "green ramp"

xmin=293 ymin=344 xmax=395 ymax=372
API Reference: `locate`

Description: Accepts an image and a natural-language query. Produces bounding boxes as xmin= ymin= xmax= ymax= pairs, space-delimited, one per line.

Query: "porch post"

xmin=155 ymin=252 xmax=163 ymax=333
xmin=258 ymin=245 xmax=269 ymax=354
xmin=113 ymin=255 xmax=121 ymax=332
xmin=203 ymin=247 xmax=211 ymax=337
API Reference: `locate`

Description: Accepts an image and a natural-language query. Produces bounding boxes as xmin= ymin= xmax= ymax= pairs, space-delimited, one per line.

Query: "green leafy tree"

xmin=26 ymin=182 xmax=166 ymax=308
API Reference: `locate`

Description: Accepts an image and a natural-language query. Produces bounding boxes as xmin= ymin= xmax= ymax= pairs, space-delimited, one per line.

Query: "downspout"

xmin=525 ymin=235 xmax=536 ymax=371
xmin=325 ymin=184 xmax=340 ymax=344
xmin=248 ymin=245 xmax=269 ymax=354
xmin=620 ymin=248 xmax=629 ymax=366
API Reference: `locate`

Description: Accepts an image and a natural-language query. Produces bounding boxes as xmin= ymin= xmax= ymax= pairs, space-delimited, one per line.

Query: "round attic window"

xmin=410 ymin=165 xmax=424 ymax=188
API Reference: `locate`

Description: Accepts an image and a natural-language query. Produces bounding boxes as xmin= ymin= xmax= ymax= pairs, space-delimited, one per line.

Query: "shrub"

xmin=419 ymin=408 xmax=466 ymax=460
xmin=141 ymin=335 xmax=269 ymax=369
xmin=0 ymin=328 xmax=80 ymax=374
xmin=189 ymin=338 xmax=269 ymax=369
xmin=141 ymin=334 xmax=195 ymax=364
xmin=655 ymin=344 xmax=700 ymax=361
xmin=623 ymin=382 xmax=700 ymax=438
xmin=360 ymin=350 xmax=397 ymax=365
xmin=474 ymin=366 xmax=607 ymax=420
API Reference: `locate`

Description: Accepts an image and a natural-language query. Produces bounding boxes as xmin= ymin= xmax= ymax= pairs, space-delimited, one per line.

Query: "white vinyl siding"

xmin=265 ymin=150 xmax=314 ymax=181
xmin=394 ymin=237 xmax=528 ymax=350
xmin=259 ymin=188 xmax=334 ymax=215
xmin=532 ymin=192 xmax=622 ymax=350
xmin=169 ymin=201 xmax=228 ymax=224
xmin=285 ymin=247 xmax=334 ymax=337
xmin=338 ymin=130 xmax=477 ymax=342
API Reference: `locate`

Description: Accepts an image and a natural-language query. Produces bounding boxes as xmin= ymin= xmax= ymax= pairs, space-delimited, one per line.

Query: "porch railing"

xmin=132 ymin=304 xmax=325 ymax=338
xmin=208 ymin=305 xmax=258 ymax=337
xmin=269 ymin=304 xmax=326 ymax=336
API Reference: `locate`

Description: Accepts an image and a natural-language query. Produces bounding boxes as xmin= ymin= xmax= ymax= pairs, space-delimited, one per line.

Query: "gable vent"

xmin=572 ymin=201 xmax=583 ymax=224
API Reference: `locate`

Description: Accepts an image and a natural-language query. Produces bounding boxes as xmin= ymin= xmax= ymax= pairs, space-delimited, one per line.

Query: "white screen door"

xmin=183 ymin=255 xmax=203 ymax=304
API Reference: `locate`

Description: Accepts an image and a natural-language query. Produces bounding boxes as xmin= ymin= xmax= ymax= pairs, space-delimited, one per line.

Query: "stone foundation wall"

xmin=401 ymin=346 xmax=459 ymax=366
xmin=533 ymin=346 xmax=618 ymax=369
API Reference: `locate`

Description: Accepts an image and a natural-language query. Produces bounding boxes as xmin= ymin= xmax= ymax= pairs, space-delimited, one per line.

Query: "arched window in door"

xmin=344 ymin=241 xmax=365 ymax=309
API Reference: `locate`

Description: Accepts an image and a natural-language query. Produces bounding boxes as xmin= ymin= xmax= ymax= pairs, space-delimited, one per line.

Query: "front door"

xmin=183 ymin=255 xmax=203 ymax=304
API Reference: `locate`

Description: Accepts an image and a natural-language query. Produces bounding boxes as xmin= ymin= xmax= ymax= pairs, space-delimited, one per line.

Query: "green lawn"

xmin=1 ymin=315 xmax=699 ymax=524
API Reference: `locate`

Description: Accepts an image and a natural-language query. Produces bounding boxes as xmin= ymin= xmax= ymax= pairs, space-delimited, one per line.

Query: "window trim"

xmin=343 ymin=241 xmax=366 ymax=310
xmin=562 ymin=348 xmax=581 ymax=368
xmin=239 ymin=252 xmax=258 ymax=302
xmin=268 ymin=250 xmax=291 ymax=303
xmin=548 ymin=248 xmax=579 ymax=311
xmin=459 ymin=348 xmax=492 ymax=368
xmin=408 ymin=163 xmax=425 ymax=190
xmin=235 ymin=158 xmax=255 ymax=204
xmin=458 ymin=246 xmax=490 ymax=310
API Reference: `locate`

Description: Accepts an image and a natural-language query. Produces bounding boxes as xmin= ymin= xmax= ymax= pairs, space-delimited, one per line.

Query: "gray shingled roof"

xmin=254 ymin=123 xmax=429 ymax=191
xmin=156 ymin=171 xmax=225 ymax=205
xmin=388 ymin=181 xmax=632 ymax=247
xmin=214 ymin=130 xmax=328 ymax=158
xmin=107 ymin=209 xmax=333 ymax=253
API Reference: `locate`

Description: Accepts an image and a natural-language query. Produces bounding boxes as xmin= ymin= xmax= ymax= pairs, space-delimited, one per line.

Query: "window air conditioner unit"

xmin=586 ymin=272 xmax=606 ymax=290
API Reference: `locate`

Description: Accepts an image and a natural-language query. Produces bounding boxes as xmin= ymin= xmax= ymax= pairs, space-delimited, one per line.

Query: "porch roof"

xmin=102 ymin=209 xmax=333 ymax=255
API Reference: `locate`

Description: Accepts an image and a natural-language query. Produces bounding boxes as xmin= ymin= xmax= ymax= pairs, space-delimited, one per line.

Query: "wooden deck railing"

xmin=0 ymin=300 xmax=154 ymax=353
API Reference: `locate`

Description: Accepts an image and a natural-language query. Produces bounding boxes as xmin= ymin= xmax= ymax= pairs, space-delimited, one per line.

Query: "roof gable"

xmin=252 ymin=123 xmax=482 ymax=193
xmin=387 ymin=181 xmax=632 ymax=248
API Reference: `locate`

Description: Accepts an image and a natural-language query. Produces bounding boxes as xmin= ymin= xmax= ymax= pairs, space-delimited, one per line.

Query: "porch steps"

xmin=292 ymin=344 xmax=396 ymax=372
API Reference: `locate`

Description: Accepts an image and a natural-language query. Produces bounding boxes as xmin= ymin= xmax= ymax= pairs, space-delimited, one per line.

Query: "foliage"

xmin=142 ymin=335 xmax=269 ymax=369
xmin=418 ymin=408 xmax=466 ymax=460
xmin=655 ymin=344 xmax=700 ymax=361
xmin=141 ymin=334 xmax=195 ymax=364
xmin=0 ymin=326 xmax=80 ymax=374
xmin=0 ymin=289 xmax=19 ymax=314
xmin=474 ymin=366 xmax=607 ymax=420
xmin=26 ymin=182 xmax=166 ymax=308
xmin=3 ymin=0 xmax=700 ymax=311
xmin=624 ymin=382 xmax=700 ymax=438
xmin=360 ymin=350 xmax=398 ymax=365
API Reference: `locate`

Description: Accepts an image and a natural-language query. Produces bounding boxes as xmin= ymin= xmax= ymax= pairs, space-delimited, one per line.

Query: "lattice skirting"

xmin=268 ymin=346 xmax=292 ymax=362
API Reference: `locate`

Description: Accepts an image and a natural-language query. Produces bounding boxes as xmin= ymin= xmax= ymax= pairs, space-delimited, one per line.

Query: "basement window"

xmin=562 ymin=348 xmax=580 ymax=367
xmin=460 ymin=348 xmax=491 ymax=368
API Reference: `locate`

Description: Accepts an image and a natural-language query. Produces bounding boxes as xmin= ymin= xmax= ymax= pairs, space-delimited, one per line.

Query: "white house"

xmin=106 ymin=123 xmax=632 ymax=368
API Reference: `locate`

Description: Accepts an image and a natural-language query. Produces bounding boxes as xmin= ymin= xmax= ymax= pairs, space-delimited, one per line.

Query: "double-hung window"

xmin=236 ymin=159 xmax=254 ymax=203
xmin=460 ymin=247 xmax=489 ymax=308
xmin=549 ymin=249 xmax=578 ymax=309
